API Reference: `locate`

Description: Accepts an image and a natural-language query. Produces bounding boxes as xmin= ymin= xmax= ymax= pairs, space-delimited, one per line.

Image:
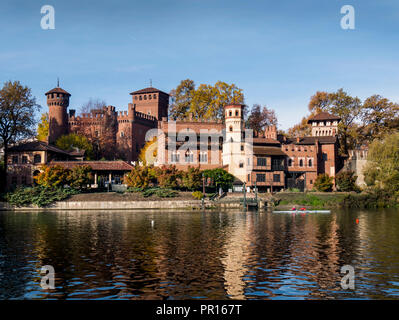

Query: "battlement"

xmin=134 ymin=111 xmax=157 ymax=123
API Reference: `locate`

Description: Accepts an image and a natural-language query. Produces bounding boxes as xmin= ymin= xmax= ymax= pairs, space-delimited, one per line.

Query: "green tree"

xmin=37 ymin=112 xmax=49 ymax=141
xmin=55 ymin=133 xmax=94 ymax=160
xmin=363 ymin=132 xmax=399 ymax=193
xmin=313 ymin=174 xmax=334 ymax=192
xmin=203 ymin=168 xmax=235 ymax=191
xmin=0 ymin=81 xmax=40 ymax=191
xmin=335 ymin=170 xmax=358 ymax=192
xmin=67 ymin=165 xmax=93 ymax=190
xmin=308 ymin=89 xmax=362 ymax=155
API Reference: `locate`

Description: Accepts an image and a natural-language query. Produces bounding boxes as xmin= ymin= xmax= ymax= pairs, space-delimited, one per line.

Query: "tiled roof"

xmin=253 ymin=146 xmax=287 ymax=156
xmin=45 ymin=87 xmax=71 ymax=96
xmin=308 ymin=112 xmax=340 ymax=122
xmin=129 ymin=87 xmax=169 ymax=96
xmin=8 ymin=141 xmax=71 ymax=155
xmin=253 ymin=138 xmax=281 ymax=145
xmin=284 ymin=136 xmax=337 ymax=145
xmin=49 ymin=161 xmax=134 ymax=171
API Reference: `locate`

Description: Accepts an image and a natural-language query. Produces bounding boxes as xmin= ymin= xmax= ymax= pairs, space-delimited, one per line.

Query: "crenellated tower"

xmin=46 ymin=86 xmax=71 ymax=144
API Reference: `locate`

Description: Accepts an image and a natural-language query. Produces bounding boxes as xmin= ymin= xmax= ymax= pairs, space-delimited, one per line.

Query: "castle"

xmin=46 ymin=86 xmax=169 ymax=161
xmin=6 ymin=85 xmax=343 ymax=191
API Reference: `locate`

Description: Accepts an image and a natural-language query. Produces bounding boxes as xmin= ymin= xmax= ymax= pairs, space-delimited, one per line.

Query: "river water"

xmin=1 ymin=209 xmax=399 ymax=300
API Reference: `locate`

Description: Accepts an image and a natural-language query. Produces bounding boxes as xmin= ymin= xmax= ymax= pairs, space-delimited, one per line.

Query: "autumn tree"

xmin=55 ymin=133 xmax=94 ymax=160
xmin=359 ymin=95 xmax=399 ymax=142
xmin=0 ymin=81 xmax=40 ymax=190
xmin=34 ymin=165 xmax=70 ymax=188
xmin=138 ymin=137 xmax=157 ymax=165
xmin=287 ymin=115 xmax=312 ymax=137
xmin=308 ymin=89 xmax=362 ymax=155
xmin=169 ymin=79 xmax=195 ymax=120
xmin=246 ymin=104 xmax=277 ymax=132
xmin=37 ymin=113 xmax=49 ymax=141
xmin=169 ymin=80 xmax=244 ymax=121
xmin=124 ymin=165 xmax=152 ymax=190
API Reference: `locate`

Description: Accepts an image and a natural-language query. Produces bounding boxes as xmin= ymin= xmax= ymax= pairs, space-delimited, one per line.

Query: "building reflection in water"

xmin=1 ymin=209 xmax=399 ymax=299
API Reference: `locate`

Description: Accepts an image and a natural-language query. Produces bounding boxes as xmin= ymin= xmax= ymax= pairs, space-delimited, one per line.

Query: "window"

xmin=153 ymin=94 xmax=157 ymax=99
xmin=257 ymin=157 xmax=267 ymax=166
xmin=239 ymin=162 xmax=244 ymax=168
xmin=12 ymin=156 xmax=18 ymax=164
xmin=310 ymin=180 xmax=313 ymax=184
xmin=299 ymin=159 xmax=304 ymax=167
xmin=149 ymin=95 xmax=152 ymax=100
xmin=34 ymin=154 xmax=41 ymax=164
xmin=322 ymin=153 xmax=328 ymax=161
xmin=144 ymin=95 xmax=147 ymax=100
xmin=229 ymin=111 xmax=232 ymax=117
xmin=241 ymin=145 xmax=244 ymax=151
xmin=288 ymin=158 xmax=293 ymax=167
xmin=135 ymin=96 xmax=138 ymax=100
xmin=120 ymin=131 xmax=124 ymax=137
xmin=139 ymin=95 xmax=142 ymax=100
xmin=308 ymin=159 xmax=313 ymax=167
xmin=235 ymin=110 xmax=239 ymax=116
xmin=273 ymin=174 xmax=280 ymax=182
xmin=199 ymin=152 xmax=207 ymax=163
xmin=256 ymin=174 xmax=266 ymax=182
xmin=185 ymin=151 xmax=193 ymax=163
xmin=22 ymin=156 xmax=28 ymax=164
xmin=171 ymin=152 xmax=180 ymax=163
xmin=229 ymin=126 xmax=233 ymax=132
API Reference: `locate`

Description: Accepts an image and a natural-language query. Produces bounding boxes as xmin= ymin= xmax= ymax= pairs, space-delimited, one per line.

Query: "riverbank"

xmin=1 ymin=190 xmax=397 ymax=211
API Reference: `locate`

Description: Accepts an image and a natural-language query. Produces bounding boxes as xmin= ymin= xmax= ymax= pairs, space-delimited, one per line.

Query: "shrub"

xmin=182 ymin=166 xmax=202 ymax=191
xmin=5 ymin=186 xmax=79 ymax=207
xmin=192 ymin=191 xmax=204 ymax=200
xmin=142 ymin=187 xmax=178 ymax=198
xmin=336 ymin=170 xmax=358 ymax=192
xmin=314 ymin=174 xmax=334 ymax=192
xmin=124 ymin=165 xmax=152 ymax=189
xmin=156 ymin=165 xmax=181 ymax=189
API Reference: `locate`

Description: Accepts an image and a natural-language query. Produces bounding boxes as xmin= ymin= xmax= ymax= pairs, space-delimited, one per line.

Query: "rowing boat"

xmin=273 ymin=210 xmax=331 ymax=213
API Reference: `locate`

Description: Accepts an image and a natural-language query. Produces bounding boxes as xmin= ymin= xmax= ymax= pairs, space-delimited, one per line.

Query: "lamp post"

xmin=202 ymin=173 xmax=205 ymax=209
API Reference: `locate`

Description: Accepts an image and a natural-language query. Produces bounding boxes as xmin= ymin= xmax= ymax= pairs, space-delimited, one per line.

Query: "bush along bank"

xmin=275 ymin=190 xmax=399 ymax=209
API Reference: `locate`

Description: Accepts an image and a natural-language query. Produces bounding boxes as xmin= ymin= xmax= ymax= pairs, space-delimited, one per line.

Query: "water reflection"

xmin=1 ymin=209 xmax=399 ymax=299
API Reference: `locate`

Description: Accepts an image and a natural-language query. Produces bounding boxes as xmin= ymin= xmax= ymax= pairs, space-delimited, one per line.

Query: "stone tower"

xmin=129 ymin=87 xmax=169 ymax=121
xmin=222 ymin=104 xmax=250 ymax=183
xmin=46 ymin=86 xmax=71 ymax=144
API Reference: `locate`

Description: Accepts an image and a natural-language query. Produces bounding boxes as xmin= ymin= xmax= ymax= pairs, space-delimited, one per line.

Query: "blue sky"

xmin=0 ymin=0 xmax=398 ymax=129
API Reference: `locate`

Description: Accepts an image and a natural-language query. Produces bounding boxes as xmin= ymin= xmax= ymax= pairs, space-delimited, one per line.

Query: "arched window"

xmin=229 ymin=126 xmax=233 ymax=132
xmin=308 ymin=159 xmax=312 ymax=167
xmin=299 ymin=159 xmax=303 ymax=167
xmin=288 ymin=158 xmax=293 ymax=167
xmin=33 ymin=154 xmax=41 ymax=164
xmin=229 ymin=111 xmax=232 ymax=117
xmin=235 ymin=110 xmax=239 ymax=116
